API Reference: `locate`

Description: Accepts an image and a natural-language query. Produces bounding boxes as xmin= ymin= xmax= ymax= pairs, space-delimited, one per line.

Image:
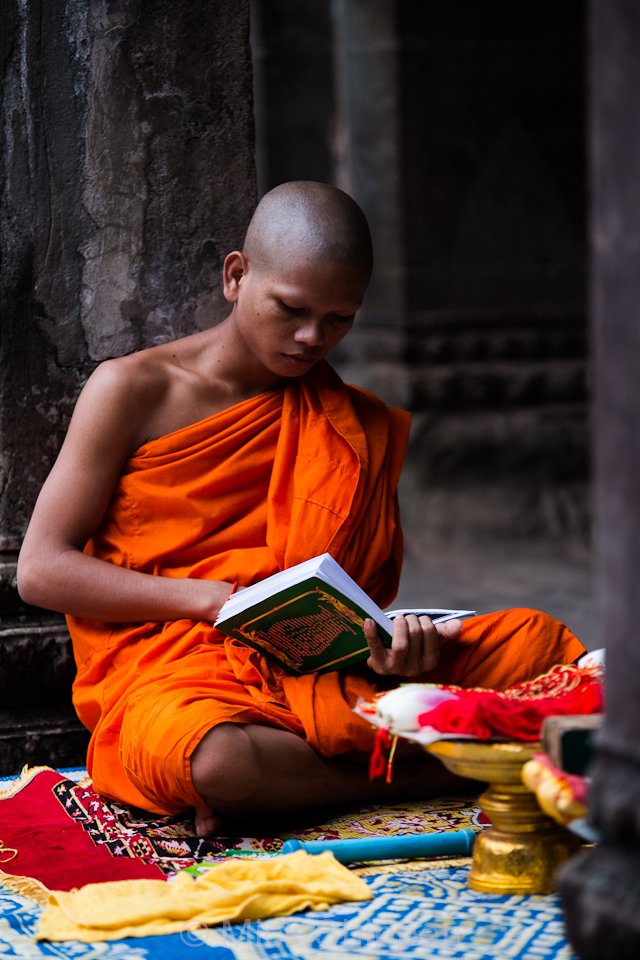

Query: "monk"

xmin=17 ymin=181 xmax=585 ymax=836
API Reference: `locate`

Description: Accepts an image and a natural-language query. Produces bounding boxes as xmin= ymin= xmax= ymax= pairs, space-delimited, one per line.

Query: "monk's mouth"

xmin=282 ymin=353 xmax=319 ymax=366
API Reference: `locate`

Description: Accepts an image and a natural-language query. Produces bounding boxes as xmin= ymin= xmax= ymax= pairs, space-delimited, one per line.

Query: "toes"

xmin=195 ymin=805 xmax=224 ymax=838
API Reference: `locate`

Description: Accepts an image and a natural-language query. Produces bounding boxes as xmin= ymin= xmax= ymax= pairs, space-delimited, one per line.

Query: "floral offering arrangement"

xmin=357 ymin=653 xmax=605 ymax=782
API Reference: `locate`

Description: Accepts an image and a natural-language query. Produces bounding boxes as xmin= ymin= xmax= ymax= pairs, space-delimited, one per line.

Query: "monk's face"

xmin=225 ymin=252 xmax=367 ymax=379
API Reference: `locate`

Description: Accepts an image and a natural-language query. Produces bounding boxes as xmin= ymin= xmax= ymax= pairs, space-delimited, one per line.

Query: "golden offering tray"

xmin=427 ymin=739 xmax=581 ymax=895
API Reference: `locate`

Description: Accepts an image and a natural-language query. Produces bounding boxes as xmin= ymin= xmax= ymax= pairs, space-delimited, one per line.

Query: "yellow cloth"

xmin=36 ymin=850 xmax=372 ymax=942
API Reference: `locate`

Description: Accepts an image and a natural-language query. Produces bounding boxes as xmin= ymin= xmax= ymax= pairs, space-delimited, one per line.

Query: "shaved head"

xmin=243 ymin=181 xmax=373 ymax=281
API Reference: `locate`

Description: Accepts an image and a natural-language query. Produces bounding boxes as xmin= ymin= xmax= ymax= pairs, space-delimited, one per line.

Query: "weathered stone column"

xmin=249 ymin=0 xmax=335 ymax=196
xmin=557 ymin=0 xmax=640 ymax=954
xmin=0 ymin=0 xmax=255 ymax=771
xmin=328 ymin=0 xmax=408 ymax=409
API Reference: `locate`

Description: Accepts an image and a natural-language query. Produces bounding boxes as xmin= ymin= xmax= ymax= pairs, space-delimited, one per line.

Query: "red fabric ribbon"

xmin=417 ymin=681 xmax=603 ymax=741
xmin=369 ymin=728 xmax=393 ymax=780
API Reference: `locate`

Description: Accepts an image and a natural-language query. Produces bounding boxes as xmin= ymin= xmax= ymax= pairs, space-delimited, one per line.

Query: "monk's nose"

xmin=294 ymin=320 xmax=325 ymax=346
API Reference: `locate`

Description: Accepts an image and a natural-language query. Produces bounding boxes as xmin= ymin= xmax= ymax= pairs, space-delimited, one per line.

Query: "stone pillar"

xmin=249 ymin=0 xmax=335 ymax=196
xmin=329 ymin=0 xmax=408 ymax=405
xmin=332 ymin=0 xmax=405 ymax=327
xmin=0 ymin=0 xmax=255 ymax=771
xmin=557 ymin=0 xmax=640 ymax=954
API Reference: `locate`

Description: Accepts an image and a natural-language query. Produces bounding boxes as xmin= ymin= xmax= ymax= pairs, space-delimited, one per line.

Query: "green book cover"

xmin=216 ymin=578 xmax=391 ymax=676
xmin=214 ymin=553 xmax=393 ymax=676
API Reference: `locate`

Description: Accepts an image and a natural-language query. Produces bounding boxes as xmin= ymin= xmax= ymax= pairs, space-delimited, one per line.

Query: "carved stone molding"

xmin=0 ymin=616 xmax=75 ymax=707
xmin=0 ymin=710 xmax=90 ymax=775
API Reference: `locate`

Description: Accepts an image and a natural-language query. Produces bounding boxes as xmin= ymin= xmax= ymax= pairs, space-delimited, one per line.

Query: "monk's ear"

xmin=223 ymin=251 xmax=248 ymax=304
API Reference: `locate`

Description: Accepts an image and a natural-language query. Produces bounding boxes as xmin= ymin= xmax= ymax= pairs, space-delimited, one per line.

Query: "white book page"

xmin=385 ymin=608 xmax=476 ymax=624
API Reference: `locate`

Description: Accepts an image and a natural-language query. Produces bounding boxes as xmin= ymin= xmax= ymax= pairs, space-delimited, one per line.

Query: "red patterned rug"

xmin=0 ymin=766 xmax=486 ymax=893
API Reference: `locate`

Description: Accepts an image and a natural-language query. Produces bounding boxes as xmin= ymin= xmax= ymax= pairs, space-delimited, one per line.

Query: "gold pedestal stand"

xmin=427 ymin=740 xmax=581 ymax=895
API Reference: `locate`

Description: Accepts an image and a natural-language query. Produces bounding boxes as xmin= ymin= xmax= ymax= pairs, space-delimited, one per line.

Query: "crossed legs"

xmin=190 ymin=721 xmax=472 ymax=837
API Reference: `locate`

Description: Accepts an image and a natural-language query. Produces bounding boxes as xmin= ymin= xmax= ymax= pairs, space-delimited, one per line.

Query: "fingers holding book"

xmin=364 ymin=614 xmax=463 ymax=677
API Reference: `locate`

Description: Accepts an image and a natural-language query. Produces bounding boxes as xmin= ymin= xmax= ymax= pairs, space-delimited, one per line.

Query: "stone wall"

xmin=0 ymin=0 xmax=256 ymax=771
xmin=396 ymin=3 xmax=588 ymax=543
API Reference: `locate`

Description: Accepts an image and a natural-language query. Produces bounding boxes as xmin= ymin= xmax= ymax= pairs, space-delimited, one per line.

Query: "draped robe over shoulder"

xmin=67 ymin=362 xmax=585 ymax=815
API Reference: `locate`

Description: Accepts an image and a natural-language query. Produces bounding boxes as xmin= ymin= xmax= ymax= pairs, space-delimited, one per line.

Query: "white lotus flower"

xmin=374 ymin=684 xmax=459 ymax=732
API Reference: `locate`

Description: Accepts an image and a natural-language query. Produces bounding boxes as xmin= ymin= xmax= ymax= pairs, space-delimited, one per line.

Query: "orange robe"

xmin=68 ymin=361 xmax=585 ymax=815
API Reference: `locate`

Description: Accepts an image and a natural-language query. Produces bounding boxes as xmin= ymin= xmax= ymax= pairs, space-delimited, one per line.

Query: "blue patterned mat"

xmin=1 ymin=767 xmax=577 ymax=959
xmin=1 ymin=867 xmax=576 ymax=959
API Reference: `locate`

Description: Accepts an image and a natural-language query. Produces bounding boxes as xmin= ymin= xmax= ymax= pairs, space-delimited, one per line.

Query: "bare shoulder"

xmin=84 ymin=346 xmax=172 ymax=406
xmin=68 ymin=342 xmax=183 ymax=459
xmin=77 ymin=329 xmax=234 ymax=451
xmin=81 ymin=349 xmax=164 ymax=419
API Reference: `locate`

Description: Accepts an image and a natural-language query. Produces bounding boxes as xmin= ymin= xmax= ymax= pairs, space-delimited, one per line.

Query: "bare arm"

xmin=17 ymin=360 xmax=232 ymax=623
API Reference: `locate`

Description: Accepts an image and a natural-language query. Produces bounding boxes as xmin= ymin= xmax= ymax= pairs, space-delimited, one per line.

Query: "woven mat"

xmin=0 ymin=766 xmax=486 ymax=890
xmin=0 ymin=767 xmax=577 ymax=959
xmin=0 ymin=866 xmax=577 ymax=959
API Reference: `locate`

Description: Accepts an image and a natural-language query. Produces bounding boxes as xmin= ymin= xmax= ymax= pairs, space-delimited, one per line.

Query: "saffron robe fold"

xmin=67 ymin=362 xmax=585 ymax=815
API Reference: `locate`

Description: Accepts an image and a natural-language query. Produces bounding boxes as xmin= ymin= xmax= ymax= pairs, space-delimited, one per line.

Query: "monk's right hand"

xmin=364 ymin=614 xmax=462 ymax=677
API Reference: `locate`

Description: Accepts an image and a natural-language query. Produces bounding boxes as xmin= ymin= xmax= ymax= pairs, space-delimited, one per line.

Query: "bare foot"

xmin=195 ymin=803 xmax=224 ymax=838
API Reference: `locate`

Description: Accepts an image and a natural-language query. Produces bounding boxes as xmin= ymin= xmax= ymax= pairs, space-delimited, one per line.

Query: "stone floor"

xmin=396 ymin=534 xmax=596 ymax=652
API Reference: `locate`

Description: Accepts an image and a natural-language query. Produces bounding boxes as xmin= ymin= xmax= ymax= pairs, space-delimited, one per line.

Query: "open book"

xmin=214 ymin=553 xmax=475 ymax=676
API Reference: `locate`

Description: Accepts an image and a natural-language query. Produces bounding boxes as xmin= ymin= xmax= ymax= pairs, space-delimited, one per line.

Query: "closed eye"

xmin=330 ymin=313 xmax=355 ymax=324
xmin=276 ymin=299 xmax=302 ymax=314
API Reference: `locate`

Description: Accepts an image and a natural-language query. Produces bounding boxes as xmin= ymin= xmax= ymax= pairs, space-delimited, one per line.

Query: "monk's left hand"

xmin=364 ymin=614 xmax=463 ymax=677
